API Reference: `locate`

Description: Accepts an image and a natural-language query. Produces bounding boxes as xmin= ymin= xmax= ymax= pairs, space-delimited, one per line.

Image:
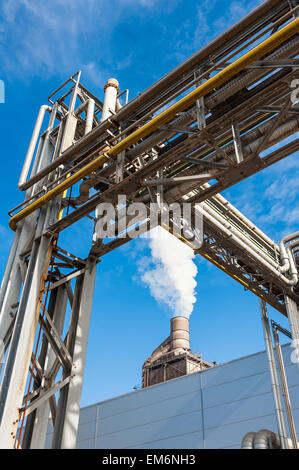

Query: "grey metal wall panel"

xmin=203 ymin=392 xmax=276 ymax=429
xmin=283 ymin=365 xmax=299 ymax=388
xmin=202 ymin=371 xmax=271 ymax=409
xmin=98 ymin=373 xmax=201 ymax=420
xmin=129 ymin=431 xmax=204 ymax=449
xmin=201 ymin=353 xmax=268 ymax=389
xmin=45 ymin=432 xmax=53 ymax=449
xmin=281 ymin=344 xmax=294 ymax=367
xmin=78 ymin=404 xmax=98 ymax=425
xmin=95 ymin=411 xmax=203 ymax=449
xmin=77 ymin=419 xmax=97 ymax=442
xmin=97 ymin=390 xmax=202 ymax=437
xmin=287 ymin=384 xmax=299 ymax=409
xmin=76 ymin=438 xmax=95 ymax=449
xmin=204 ymin=414 xmax=277 ymax=449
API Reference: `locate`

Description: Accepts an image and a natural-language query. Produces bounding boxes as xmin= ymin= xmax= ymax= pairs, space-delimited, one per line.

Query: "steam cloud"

xmin=139 ymin=226 xmax=198 ymax=318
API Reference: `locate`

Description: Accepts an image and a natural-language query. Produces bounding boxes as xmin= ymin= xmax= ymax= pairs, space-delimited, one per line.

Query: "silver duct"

xmin=241 ymin=429 xmax=281 ymax=449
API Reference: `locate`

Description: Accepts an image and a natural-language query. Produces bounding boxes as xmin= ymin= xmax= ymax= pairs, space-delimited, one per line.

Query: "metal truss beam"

xmin=0 ymin=0 xmax=298 ymax=450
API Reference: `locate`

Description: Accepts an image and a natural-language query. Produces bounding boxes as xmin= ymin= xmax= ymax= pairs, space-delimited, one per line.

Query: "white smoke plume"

xmin=139 ymin=226 xmax=198 ymax=318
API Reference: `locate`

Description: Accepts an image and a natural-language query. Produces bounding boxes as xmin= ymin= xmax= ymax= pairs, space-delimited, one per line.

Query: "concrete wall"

xmin=45 ymin=343 xmax=299 ymax=449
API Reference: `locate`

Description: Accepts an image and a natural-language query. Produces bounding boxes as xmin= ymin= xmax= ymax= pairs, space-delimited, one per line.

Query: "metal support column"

xmin=29 ymin=286 xmax=68 ymax=448
xmin=51 ymin=258 xmax=97 ymax=448
xmin=271 ymin=323 xmax=298 ymax=449
xmin=285 ymin=295 xmax=299 ymax=371
xmin=0 ymin=232 xmax=53 ymax=448
xmin=259 ymin=299 xmax=288 ymax=449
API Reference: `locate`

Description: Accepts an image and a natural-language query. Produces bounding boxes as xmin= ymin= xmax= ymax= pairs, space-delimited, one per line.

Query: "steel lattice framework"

xmin=0 ymin=0 xmax=298 ymax=448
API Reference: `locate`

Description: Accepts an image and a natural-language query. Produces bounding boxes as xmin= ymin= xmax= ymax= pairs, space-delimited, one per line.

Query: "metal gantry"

xmin=0 ymin=0 xmax=299 ymax=448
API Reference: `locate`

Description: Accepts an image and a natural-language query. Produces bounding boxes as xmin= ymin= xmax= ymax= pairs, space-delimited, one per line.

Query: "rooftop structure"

xmin=0 ymin=0 xmax=298 ymax=449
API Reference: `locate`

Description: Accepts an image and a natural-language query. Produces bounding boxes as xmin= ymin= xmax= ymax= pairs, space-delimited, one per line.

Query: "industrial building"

xmin=45 ymin=342 xmax=299 ymax=449
xmin=142 ymin=317 xmax=212 ymax=388
xmin=0 ymin=0 xmax=298 ymax=449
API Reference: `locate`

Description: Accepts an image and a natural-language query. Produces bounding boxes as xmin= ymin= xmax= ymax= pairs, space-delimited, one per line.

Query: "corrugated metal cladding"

xmin=46 ymin=344 xmax=299 ymax=449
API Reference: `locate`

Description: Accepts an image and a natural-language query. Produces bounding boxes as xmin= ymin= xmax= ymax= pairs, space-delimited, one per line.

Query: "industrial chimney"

xmin=170 ymin=316 xmax=190 ymax=351
xmin=142 ymin=316 xmax=212 ymax=388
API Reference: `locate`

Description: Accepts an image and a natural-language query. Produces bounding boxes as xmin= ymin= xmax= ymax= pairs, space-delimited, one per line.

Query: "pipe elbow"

xmin=241 ymin=432 xmax=256 ymax=449
xmin=18 ymin=104 xmax=52 ymax=191
xmin=40 ymin=104 xmax=52 ymax=113
xmin=8 ymin=217 xmax=17 ymax=232
xmin=278 ymin=242 xmax=290 ymax=273
xmin=253 ymin=429 xmax=280 ymax=449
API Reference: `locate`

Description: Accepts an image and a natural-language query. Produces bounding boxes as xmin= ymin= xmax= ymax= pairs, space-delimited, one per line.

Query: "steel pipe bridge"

xmin=0 ymin=0 xmax=298 ymax=448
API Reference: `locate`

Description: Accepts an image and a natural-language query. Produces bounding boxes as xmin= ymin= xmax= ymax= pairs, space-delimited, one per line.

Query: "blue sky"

xmin=0 ymin=0 xmax=298 ymax=406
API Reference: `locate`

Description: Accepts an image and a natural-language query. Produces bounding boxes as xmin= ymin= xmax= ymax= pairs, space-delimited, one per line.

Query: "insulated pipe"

xmin=201 ymin=183 xmax=279 ymax=251
xmin=65 ymin=80 xmax=118 ymax=207
xmin=101 ymin=79 xmax=119 ymax=122
xmin=18 ymin=105 xmax=52 ymax=189
xmin=241 ymin=432 xmax=256 ymax=449
xmin=170 ymin=316 xmax=190 ymax=351
xmin=8 ymin=17 xmax=299 ymax=231
xmin=253 ymin=429 xmax=281 ymax=449
xmin=286 ymin=242 xmax=299 ymax=285
xmin=199 ymin=204 xmax=298 ymax=287
xmin=18 ymin=5 xmax=296 ymax=194
xmin=93 ymin=79 xmax=119 ymax=235
xmin=201 ymin=202 xmax=280 ymax=271
xmin=164 ymin=116 xmax=299 ymax=209
xmin=279 ymin=231 xmax=299 ymax=273
xmin=74 ymin=99 xmax=95 ymax=135
xmin=85 ymin=98 xmax=95 ymax=135
xmin=108 ymin=0 xmax=286 ymax=120
xmin=200 ymin=201 xmax=298 ymax=288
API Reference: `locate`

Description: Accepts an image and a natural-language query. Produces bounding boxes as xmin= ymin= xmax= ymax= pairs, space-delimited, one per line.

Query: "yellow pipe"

xmin=9 ymin=17 xmax=299 ymax=231
xmin=199 ymin=251 xmax=286 ymax=316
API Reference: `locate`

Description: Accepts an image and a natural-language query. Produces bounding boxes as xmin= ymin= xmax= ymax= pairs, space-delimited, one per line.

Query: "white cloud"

xmin=0 ymin=0 xmax=142 ymax=85
xmin=171 ymin=0 xmax=263 ymax=63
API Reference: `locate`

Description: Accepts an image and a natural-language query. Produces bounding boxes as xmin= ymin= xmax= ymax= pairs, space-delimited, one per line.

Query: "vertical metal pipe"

xmin=94 ymin=79 xmax=119 ymax=243
xmin=0 ymin=104 xmax=56 ymax=327
xmin=59 ymin=71 xmax=81 ymax=154
xmin=259 ymin=299 xmax=288 ymax=449
xmin=0 ymin=214 xmax=38 ymax=363
xmin=0 ymin=103 xmax=57 ymax=351
xmin=272 ymin=326 xmax=298 ymax=449
xmin=85 ymin=99 xmax=95 ymax=135
xmin=0 ymin=232 xmax=52 ymax=448
xmin=285 ymin=295 xmax=299 ymax=374
xmin=18 ymin=105 xmax=52 ymax=189
xmin=101 ymin=79 xmax=119 ymax=122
